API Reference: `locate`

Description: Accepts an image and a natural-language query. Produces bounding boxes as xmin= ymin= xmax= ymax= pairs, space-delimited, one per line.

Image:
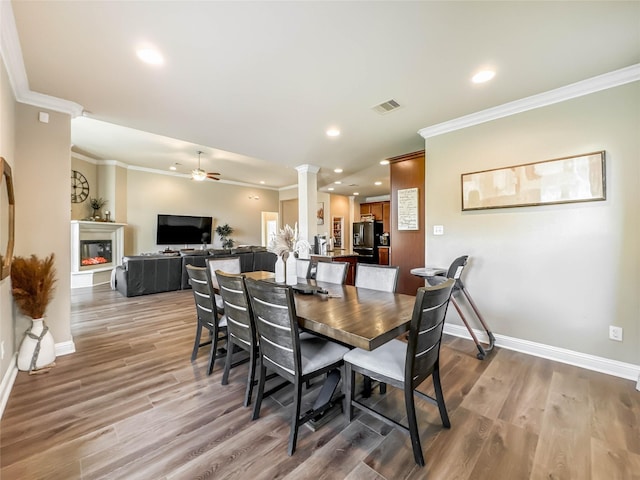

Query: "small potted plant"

xmin=11 ymin=253 xmax=57 ymax=373
xmin=215 ymin=223 xmax=235 ymax=251
xmin=89 ymin=197 xmax=107 ymax=219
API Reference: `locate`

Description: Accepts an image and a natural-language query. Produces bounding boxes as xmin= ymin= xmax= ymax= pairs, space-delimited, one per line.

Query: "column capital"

xmin=295 ymin=164 xmax=320 ymax=174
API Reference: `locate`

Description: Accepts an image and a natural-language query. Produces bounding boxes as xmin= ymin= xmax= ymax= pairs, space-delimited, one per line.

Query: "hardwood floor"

xmin=1 ymin=284 xmax=638 ymax=479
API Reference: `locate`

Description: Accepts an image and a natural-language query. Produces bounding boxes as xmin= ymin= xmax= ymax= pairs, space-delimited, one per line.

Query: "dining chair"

xmin=315 ymin=261 xmax=349 ymax=284
xmin=185 ymin=264 xmax=227 ymax=375
xmin=342 ymin=278 xmax=455 ymax=466
xmin=206 ymin=256 xmax=241 ymax=311
xmin=215 ymin=270 xmax=261 ymax=406
xmin=296 ymin=258 xmax=311 ymax=279
xmin=245 ymin=278 xmax=350 ymax=456
xmin=354 ymin=263 xmax=400 ymax=292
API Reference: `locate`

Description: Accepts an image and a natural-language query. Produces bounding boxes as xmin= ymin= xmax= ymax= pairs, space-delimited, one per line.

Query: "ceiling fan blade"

xmin=207 ymin=172 xmax=220 ymax=176
xmin=206 ymin=174 xmax=221 ymax=180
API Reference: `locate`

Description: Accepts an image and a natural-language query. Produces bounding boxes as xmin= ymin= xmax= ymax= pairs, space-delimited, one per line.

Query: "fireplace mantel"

xmin=71 ymin=221 xmax=126 ymax=288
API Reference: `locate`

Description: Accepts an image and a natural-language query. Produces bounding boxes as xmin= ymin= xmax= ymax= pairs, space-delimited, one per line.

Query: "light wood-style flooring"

xmin=1 ymin=284 xmax=638 ymax=479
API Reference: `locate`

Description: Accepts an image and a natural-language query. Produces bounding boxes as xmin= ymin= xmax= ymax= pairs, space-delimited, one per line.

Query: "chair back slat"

xmin=315 ymin=261 xmax=348 ymax=284
xmin=245 ymin=278 xmax=299 ymax=382
xmin=406 ymin=278 xmax=455 ymax=388
xmin=215 ymin=271 xmax=256 ymax=349
xmin=186 ymin=264 xmax=218 ymax=329
xmin=355 ymin=264 xmax=400 ymax=292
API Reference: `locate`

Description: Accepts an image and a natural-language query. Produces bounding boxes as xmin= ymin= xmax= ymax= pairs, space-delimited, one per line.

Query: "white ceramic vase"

xmin=275 ymin=254 xmax=286 ymax=283
xmin=17 ymin=318 xmax=56 ymax=372
xmin=286 ymin=252 xmax=297 ymax=285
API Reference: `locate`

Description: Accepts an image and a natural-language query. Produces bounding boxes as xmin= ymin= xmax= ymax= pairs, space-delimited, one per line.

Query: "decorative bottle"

xmin=286 ymin=252 xmax=297 ymax=285
xmin=275 ymin=255 xmax=285 ymax=283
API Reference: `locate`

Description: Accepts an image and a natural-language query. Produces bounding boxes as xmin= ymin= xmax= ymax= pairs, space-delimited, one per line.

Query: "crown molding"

xmin=0 ymin=1 xmax=83 ymax=117
xmin=419 ymin=64 xmax=640 ymax=139
xmin=127 ymin=164 xmax=279 ymax=190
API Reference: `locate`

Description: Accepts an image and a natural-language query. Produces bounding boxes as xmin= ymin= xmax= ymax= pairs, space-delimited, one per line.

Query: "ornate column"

xmin=295 ymin=164 xmax=320 ymax=257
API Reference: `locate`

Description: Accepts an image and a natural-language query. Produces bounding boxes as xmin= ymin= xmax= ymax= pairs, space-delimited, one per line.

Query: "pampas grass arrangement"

xmin=10 ymin=253 xmax=57 ymax=319
xmin=268 ymin=223 xmax=311 ymax=257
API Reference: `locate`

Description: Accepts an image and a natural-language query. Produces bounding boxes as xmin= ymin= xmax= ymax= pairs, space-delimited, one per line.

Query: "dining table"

xmin=243 ymin=270 xmax=417 ymax=351
xmin=241 ymin=270 xmax=419 ymax=426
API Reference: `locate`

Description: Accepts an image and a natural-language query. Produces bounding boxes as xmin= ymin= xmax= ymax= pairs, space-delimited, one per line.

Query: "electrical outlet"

xmin=609 ymin=325 xmax=623 ymax=342
xmin=0 ymin=341 xmax=4 ymax=360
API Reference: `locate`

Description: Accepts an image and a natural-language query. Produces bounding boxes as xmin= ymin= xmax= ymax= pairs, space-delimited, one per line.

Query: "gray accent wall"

xmin=425 ymin=82 xmax=639 ymax=364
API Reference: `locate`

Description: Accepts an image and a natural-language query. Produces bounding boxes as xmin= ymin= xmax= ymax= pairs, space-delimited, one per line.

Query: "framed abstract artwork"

xmin=461 ymin=151 xmax=605 ymax=211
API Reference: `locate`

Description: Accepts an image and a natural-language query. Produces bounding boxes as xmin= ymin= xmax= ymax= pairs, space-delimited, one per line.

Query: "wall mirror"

xmin=1 ymin=157 xmax=15 ymax=280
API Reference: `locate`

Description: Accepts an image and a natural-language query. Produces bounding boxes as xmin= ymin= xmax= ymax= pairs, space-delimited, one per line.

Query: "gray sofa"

xmin=114 ymin=247 xmax=276 ymax=297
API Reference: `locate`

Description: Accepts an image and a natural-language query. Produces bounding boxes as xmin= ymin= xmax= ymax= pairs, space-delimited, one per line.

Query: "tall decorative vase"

xmin=286 ymin=252 xmax=297 ymax=285
xmin=17 ymin=318 xmax=56 ymax=373
xmin=275 ymin=254 xmax=285 ymax=283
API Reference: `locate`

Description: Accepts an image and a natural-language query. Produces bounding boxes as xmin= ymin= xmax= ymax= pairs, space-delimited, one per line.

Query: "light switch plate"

xmin=433 ymin=225 xmax=444 ymax=235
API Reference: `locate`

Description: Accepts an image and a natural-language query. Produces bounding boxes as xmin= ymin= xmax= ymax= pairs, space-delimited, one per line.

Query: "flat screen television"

xmin=156 ymin=214 xmax=213 ymax=245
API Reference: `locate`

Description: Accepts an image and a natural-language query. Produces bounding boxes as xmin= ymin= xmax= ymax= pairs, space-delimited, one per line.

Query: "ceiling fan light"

xmin=192 ymin=168 xmax=207 ymax=181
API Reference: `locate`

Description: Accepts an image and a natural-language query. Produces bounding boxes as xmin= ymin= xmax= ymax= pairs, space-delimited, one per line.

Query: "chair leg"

xmin=207 ymin=326 xmax=219 ymax=375
xmin=287 ymin=381 xmax=303 ymax=456
xmin=363 ymin=376 xmax=372 ymax=398
xmin=405 ymin=388 xmax=425 ymax=467
xmin=243 ymin=347 xmax=258 ymax=407
xmin=433 ymin=366 xmax=450 ymax=428
xmin=191 ymin=324 xmax=202 ymax=361
xmin=221 ymin=336 xmax=234 ymax=385
xmin=252 ymin=363 xmax=267 ymax=421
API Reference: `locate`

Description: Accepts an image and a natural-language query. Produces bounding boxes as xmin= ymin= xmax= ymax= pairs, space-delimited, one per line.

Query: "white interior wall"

xmin=125 ymin=169 xmax=280 ymax=254
xmin=425 ymin=82 xmax=639 ymax=365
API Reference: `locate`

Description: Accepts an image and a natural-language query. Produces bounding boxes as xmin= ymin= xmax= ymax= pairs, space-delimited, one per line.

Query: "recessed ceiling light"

xmin=472 ymin=69 xmax=495 ymax=84
xmin=334 ymin=181 xmax=342 ymax=185
xmin=353 ymin=192 xmax=359 ymax=196
xmin=169 ymin=165 xmax=177 ymax=171
xmin=326 ymin=128 xmax=340 ymax=137
xmin=374 ymin=181 xmax=382 ymax=186
xmin=259 ymin=180 xmax=265 ymax=184
xmin=328 ymin=187 xmax=335 ymax=191
xmin=136 ymin=47 xmax=164 ymax=65
xmin=334 ymin=168 xmax=343 ymax=173
xmin=379 ymin=160 xmax=389 ymax=165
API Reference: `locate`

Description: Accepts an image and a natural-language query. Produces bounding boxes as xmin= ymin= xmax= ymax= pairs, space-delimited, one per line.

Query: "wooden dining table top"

xmin=244 ymin=271 xmax=416 ymax=351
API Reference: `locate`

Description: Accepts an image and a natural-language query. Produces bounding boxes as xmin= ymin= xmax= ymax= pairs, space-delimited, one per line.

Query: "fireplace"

xmin=80 ymin=239 xmax=113 ymax=266
xmin=71 ymin=221 xmax=126 ymax=288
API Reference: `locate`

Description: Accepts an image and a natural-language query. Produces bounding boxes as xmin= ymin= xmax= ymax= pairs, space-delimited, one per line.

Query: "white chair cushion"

xmin=300 ymin=335 xmax=350 ymax=376
xmin=343 ymin=339 xmax=406 ymax=382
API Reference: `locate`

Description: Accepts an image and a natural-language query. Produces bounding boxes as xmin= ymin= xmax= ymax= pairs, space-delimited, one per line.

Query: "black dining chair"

xmin=206 ymin=256 xmax=241 ymax=312
xmin=215 ymin=270 xmax=258 ymax=407
xmin=342 ymin=278 xmax=455 ymax=466
xmin=185 ymin=264 xmax=227 ymax=375
xmin=245 ymin=278 xmax=350 ymax=456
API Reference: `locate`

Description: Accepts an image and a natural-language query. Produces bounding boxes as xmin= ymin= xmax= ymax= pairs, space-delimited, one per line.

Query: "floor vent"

xmin=373 ymin=99 xmax=401 ymax=114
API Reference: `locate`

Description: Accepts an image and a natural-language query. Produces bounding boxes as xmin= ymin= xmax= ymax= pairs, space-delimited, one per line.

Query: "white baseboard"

xmin=0 ymin=355 xmax=18 ymax=419
xmin=444 ymin=323 xmax=640 ymax=384
xmin=55 ymin=340 xmax=76 ymax=356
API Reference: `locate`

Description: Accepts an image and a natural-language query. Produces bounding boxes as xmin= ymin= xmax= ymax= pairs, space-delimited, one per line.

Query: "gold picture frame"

xmin=461 ymin=151 xmax=606 ymax=211
xmin=1 ymin=157 xmax=16 ymax=280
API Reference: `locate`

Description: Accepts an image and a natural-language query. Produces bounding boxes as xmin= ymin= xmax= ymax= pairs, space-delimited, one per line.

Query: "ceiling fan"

xmin=192 ymin=151 xmax=221 ymax=181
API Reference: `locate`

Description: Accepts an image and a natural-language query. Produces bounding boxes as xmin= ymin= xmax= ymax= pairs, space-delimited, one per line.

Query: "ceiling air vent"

xmin=373 ymin=99 xmax=401 ymax=115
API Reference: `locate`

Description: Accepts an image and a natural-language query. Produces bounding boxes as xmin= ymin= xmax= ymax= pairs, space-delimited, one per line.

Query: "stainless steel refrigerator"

xmin=353 ymin=221 xmax=383 ymax=263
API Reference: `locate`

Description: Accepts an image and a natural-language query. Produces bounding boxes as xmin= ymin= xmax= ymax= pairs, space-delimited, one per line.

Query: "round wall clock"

xmin=71 ymin=170 xmax=89 ymax=203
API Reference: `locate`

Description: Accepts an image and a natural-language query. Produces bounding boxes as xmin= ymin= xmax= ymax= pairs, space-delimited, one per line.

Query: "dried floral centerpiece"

xmin=11 ymin=253 xmax=57 ymax=373
xmin=268 ymin=223 xmax=310 ymax=258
